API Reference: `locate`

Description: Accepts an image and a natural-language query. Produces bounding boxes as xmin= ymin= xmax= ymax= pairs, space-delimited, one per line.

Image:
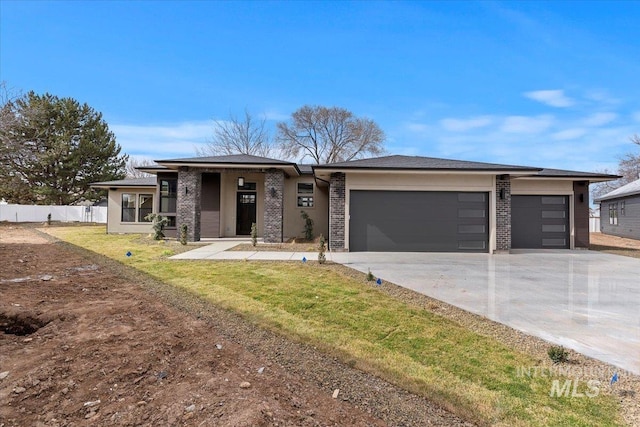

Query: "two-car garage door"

xmin=349 ymin=190 xmax=489 ymax=252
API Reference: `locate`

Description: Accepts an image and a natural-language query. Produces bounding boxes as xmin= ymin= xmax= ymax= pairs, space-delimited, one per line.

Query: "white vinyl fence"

xmin=589 ymin=216 xmax=601 ymax=233
xmin=0 ymin=204 xmax=107 ymax=223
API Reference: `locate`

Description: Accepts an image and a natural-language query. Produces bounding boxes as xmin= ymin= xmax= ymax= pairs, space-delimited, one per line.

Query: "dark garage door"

xmin=512 ymin=195 xmax=569 ymax=249
xmin=349 ymin=190 xmax=488 ymax=252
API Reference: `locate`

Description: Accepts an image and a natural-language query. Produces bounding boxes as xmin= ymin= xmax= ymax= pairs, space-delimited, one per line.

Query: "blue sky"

xmin=2 ymin=1 xmax=640 ymax=172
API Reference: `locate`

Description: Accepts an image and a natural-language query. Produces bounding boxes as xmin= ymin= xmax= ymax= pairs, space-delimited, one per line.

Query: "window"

xmin=297 ymin=183 xmax=314 ymax=208
xmin=160 ymin=179 xmax=177 ymax=213
xmin=139 ymin=194 xmax=153 ymax=222
xmin=121 ymin=193 xmax=136 ymax=222
xmin=609 ymin=203 xmax=618 ymax=225
xmin=122 ymin=193 xmax=154 ymax=223
xmin=621 ymin=201 xmax=626 ymax=216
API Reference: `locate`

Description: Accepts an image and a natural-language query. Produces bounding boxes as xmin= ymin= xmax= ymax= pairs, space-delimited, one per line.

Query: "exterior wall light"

xmin=238 ymin=177 xmax=245 ymax=187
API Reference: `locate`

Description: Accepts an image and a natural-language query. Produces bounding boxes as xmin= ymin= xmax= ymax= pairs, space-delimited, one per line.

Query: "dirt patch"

xmin=0 ymin=225 xmax=469 ymax=426
xmin=0 ymin=228 xmax=385 ymax=426
xmin=0 ymin=311 xmax=50 ymax=336
xmin=590 ymin=232 xmax=640 ymax=258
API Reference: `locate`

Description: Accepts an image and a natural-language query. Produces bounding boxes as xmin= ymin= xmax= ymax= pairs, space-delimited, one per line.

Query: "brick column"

xmin=496 ymin=175 xmax=511 ymax=252
xmin=177 ymin=167 xmax=202 ymax=242
xmin=329 ymin=173 xmax=346 ymax=251
xmin=264 ymin=169 xmax=284 ymax=243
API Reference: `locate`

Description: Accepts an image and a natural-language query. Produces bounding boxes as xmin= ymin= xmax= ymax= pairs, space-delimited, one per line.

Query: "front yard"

xmin=45 ymin=226 xmax=624 ymax=427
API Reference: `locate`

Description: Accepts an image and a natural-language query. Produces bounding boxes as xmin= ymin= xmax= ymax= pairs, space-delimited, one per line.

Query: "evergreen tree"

xmin=0 ymin=91 xmax=127 ymax=204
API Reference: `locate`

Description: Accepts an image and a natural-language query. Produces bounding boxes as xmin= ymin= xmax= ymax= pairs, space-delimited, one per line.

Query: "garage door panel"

xmin=512 ymin=195 xmax=569 ymax=249
xmin=349 ymin=190 xmax=488 ymax=252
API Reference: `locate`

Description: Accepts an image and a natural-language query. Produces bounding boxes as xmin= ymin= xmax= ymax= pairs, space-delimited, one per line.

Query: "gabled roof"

xmin=314 ymin=155 xmax=541 ymax=172
xmin=155 ymin=154 xmax=301 ymax=176
xmin=91 ymin=177 xmax=157 ymax=188
xmin=594 ymin=178 xmax=640 ymax=202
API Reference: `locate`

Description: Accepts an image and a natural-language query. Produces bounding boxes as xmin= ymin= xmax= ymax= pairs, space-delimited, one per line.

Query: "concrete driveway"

xmin=332 ymin=250 xmax=640 ymax=375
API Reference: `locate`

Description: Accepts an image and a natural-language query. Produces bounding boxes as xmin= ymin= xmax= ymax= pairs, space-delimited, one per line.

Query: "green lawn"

xmin=46 ymin=226 xmax=623 ymax=427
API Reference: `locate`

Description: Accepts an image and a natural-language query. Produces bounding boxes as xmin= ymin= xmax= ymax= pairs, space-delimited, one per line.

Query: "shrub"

xmin=548 ymin=345 xmax=569 ymax=364
xmin=179 ymin=224 xmax=188 ymax=245
xmin=300 ymin=210 xmax=313 ymax=241
xmin=366 ymin=269 xmax=375 ymax=281
xmin=145 ymin=213 xmax=169 ymax=240
xmin=251 ymin=222 xmax=257 ymax=247
xmin=318 ymin=234 xmax=326 ymax=264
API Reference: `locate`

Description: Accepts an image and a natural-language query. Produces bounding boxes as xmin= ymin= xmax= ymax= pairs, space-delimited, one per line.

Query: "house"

xmin=91 ymin=154 xmax=617 ymax=253
xmin=594 ymin=178 xmax=640 ymax=239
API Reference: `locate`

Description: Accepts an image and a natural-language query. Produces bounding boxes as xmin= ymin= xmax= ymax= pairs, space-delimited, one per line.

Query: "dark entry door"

xmin=236 ymin=192 xmax=256 ymax=235
xmin=349 ymin=190 xmax=489 ymax=252
xmin=512 ymin=195 xmax=570 ymax=249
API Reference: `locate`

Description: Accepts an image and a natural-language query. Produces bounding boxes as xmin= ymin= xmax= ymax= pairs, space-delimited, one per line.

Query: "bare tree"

xmin=591 ymin=134 xmax=640 ymax=199
xmin=196 ymin=109 xmax=272 ymax=158
xmin=126 ymin=157 xmax=155 ymax=178
xmin=277 ymin=105 xmax=385 ymax=164
xmin=0 ymin=82 xmax=21 ymax=135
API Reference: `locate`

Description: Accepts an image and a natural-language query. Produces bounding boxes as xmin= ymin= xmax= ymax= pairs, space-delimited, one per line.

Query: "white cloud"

xmin=632 ymin=111 xmax=640 ymax=123
xmin=500 ymin=115 xmax=554 ymax=133
xmin=262 ymin=109 xmax=290 ymax=121
xmin=440 ymin=116 xmax=493 ymax=132
xmin=406 ymin=123 xmax=430 ymax=133
xmin=581 ymin=112 xmax=617 ymax=127
xmin=111 ymin=120 xmax=213 ymax=159
xmin=524 ymin=89 xmax=574 ymax=108
xmin=552 ymin=128 xmax=587 ymax=140
xmin=583 ymin=89 xmax=621 ymax=106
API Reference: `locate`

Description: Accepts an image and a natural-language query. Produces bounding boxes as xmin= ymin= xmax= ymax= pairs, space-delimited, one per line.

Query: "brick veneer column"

xmin=264 ymin=169 xmax=284 ymax=243
xmin=177 ymin=168 xmax=202 ymax=242
xmin=329 ymin=172 xmax=346 ymax=251
xmin=496 ymin=175 xmax=511 ymax=252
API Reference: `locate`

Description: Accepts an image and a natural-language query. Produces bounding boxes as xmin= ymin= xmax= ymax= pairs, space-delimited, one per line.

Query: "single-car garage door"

xmin=512 ymin=195 xmax=570 ymax=249
xmin=349 ymin=190 xmax=488 ymax=252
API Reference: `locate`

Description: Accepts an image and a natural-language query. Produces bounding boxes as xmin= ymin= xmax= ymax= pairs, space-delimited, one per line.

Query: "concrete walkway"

xmin=172 ymin=243 xmax=639 ymax=375
xmin=170 ymin=241 xmax=327 ymax=262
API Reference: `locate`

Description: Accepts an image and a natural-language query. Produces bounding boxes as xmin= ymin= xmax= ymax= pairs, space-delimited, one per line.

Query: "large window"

xmin=160 ymin=179 xmax=177 ymax=213
xmin=139 ymin=194 xmax=153 ymax=222
xmin=609 ymin=203 xmax=618 ymax=225
xmin=122 ymin=193 xmax=154 ymax=223
xmin=297 ymin=182 xmax=314 ymax=208
xmin=121 ymin=193 xmax=136 ymax=222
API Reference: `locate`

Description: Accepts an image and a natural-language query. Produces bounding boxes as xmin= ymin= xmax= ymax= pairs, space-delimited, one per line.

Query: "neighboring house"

xmin=92 ymin=154 xmax=617 ymax=253
xmin=594 ymin=178 xmax=640 ymax=239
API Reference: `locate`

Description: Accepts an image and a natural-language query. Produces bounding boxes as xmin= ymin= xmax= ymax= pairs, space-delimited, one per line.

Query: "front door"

xmin=236 ymin=192 xmax=256 ymax=235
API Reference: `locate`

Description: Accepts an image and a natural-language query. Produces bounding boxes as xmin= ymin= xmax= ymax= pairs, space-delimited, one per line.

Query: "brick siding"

xmin=496 ymin=176 xmax=511 ymax=251
xmin=329 ymin=173 xmax=346 ymax=251
xmin=177 ymin=168 xmax=202 ymax=242
xmin=263 ymin=169 xmax=284 ymax=243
